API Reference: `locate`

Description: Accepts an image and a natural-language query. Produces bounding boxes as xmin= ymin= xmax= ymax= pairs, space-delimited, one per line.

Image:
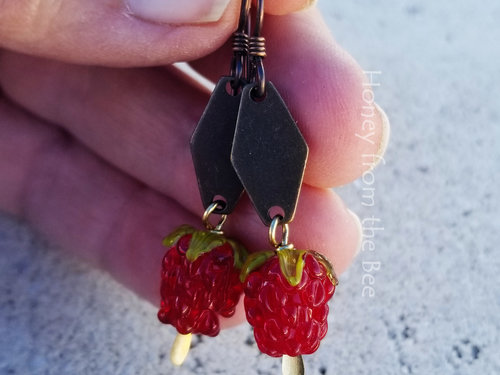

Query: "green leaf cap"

xmin=308 ymin=250 xmax=339 ymax=286
xmin=277 ymin=248 xmax=308 ymax=287
xmin=162 ymin=225 xmax=196 ymax=248
xmin=226 ymin=239 xmax=248 ymax=270
xmin=239 ymin=248 xmax=307 ymax=287
xmin=239 ymin=251 xmax=275 ymax=283
xmin=239 ymin=247 xmax=339 ymax=287
xmin=162 ymin=225 xmax=247 ymax=269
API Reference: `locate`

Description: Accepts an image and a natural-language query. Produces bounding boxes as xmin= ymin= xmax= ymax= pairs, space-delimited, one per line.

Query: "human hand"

xmin=0 ymin=0 xmax=389 ymax=327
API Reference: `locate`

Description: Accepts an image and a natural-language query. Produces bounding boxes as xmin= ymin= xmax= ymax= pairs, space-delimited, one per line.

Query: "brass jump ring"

xmin=202 ymin=201 xmax=227 ymax=232
xmin=269 ymin=215 xmax=289 ymax=248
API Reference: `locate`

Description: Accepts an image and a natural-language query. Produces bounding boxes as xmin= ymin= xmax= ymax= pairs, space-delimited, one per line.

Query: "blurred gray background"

xmin=1 ymin=0 xmax=499 ymax=374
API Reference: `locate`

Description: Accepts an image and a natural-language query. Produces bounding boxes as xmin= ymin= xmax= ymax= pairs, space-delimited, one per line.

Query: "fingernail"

xmin=307 ymin=0 xmax=318 ymax=8
xmin=366 ymin=103 xmax=391 ymax=171
xmin=126 ymin=0 xmax=232 ymax=24
xmin=347 ymin=209 xmax=363 ymax=258
xmin=375 ymin=103 xmax=390 ymax=158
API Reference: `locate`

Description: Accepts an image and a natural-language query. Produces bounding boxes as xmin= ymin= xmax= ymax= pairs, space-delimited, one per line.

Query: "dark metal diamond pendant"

xmin=190 ymin=77 xmax=245 ymax=215
xmin=231 ymin=82 xmax=309 ymax=225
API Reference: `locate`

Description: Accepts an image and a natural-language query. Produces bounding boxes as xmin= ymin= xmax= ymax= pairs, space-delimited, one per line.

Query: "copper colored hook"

xmin=248 ymin=0 xmax=266 ymax=98
xmin=230 ymin=0 xmax=251 ymax=92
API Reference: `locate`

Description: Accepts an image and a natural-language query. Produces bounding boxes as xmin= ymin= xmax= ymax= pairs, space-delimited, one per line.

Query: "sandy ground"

xmin=1 ymin=0 xmax=499 ymax=374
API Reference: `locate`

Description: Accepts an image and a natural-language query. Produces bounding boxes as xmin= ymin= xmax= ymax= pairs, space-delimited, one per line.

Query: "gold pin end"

xmin=282 ymin=355 xmax=304 ymax=375
xmin=170 ymin=333 xmax=192 ymax=366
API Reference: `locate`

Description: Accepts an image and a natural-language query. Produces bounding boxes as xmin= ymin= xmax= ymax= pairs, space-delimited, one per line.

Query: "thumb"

xmin=0 ymin=0 xmax=240 ymax=66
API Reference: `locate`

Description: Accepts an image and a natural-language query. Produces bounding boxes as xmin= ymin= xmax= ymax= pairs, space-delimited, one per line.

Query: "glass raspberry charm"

xmin=240 ymin=246 xmax=337 ymax=361
xmin=158 ymin=224 xmax=247 ymax=364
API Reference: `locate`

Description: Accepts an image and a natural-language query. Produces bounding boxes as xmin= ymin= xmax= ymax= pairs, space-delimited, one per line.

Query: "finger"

xmin=0 ymin=0 xmax=241 ymax=66
xmin=0 ymin=95 xmax=199 ymax=304
xmin=192 ymin=8 xmax=390 ymax=186
xmin=0 ymin=0 xmax=320 ymax=67
xmin=0 ymin=97 xmax=361 ymax=311
xmin=0 ymin=47 xmax=387 ymax=224
xmin=0 ymin=51 xmax=205 ymax=216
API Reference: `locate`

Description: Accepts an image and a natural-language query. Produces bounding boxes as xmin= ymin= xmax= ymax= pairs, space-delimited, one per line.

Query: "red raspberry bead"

xmin=158 ymin=226 xmax=246 ymax=337
xmin=242 ymin=250 xmax=337 ymax=357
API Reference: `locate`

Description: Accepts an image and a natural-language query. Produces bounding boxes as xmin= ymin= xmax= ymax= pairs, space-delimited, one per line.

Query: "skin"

xmin=0 ymin=0 xmax=386 ymax=328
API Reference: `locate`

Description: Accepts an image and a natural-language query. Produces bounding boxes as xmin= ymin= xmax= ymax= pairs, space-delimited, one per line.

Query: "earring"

xmin=157 ymin=0 xmax=252 ymax=363
xmin=230 ymin=1 xmax=338 ymax=373
xmin=158 ymin=0 xmax=338 ymax=373
xmin=239 ymin=221 xmax=337 ymax=374
xmin=157 ymin=204 xmax=247 ymax=365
